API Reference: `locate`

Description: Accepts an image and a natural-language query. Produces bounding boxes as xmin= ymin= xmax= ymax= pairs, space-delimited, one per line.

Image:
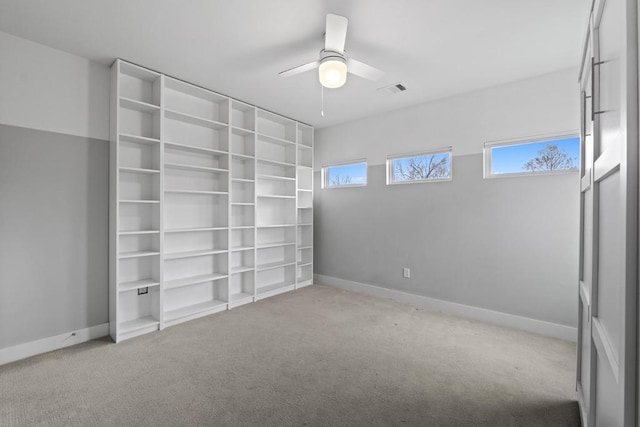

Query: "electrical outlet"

xmin=403 ymin=268 xmax=411 ymax=279
xmin=138 ymin=287 xmax=149 ymax=295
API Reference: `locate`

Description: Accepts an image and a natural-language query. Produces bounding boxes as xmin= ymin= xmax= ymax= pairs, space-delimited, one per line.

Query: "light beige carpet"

xmin=0 ymin=284 xmax=579 ymax=426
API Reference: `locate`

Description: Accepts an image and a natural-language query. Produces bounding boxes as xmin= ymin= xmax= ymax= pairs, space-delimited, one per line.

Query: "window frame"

xmin=386 ymin=147 xmax=453 ymax=185
xmin=483 ymin=132 xmax=580 ymax=179
xmin=321 ymin=159 xmax=368 ymax=189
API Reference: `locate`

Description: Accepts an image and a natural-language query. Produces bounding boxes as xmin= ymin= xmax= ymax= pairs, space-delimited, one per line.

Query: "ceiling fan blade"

xmin=278 ymin=60 xmax=320 ymax=78
xmin=347 ymin=58 xmax=384 ymax=81
xmin=325 ymin=14 xmax=348 ymax=53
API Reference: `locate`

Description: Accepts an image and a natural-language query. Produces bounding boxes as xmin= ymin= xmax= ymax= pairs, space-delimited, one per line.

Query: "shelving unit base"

xmin=117 ymin=317 xmax=160 ymax=342
xmin=229 ymin=292 xmax=255 ymax=309
xmin=255 ymin=283 xmax=296 ymax=301
xmin=164 ymin=301 xmax=228 ymax=328
xmin=295 ymin=280 xmax=313 ymax=289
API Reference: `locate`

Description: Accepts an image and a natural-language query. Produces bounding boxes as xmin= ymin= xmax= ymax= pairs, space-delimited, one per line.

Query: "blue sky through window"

xmin=326 ymin=162 xmax=367 ymax=187
xmin=490 ymin=136 xmax=580 ymax=175
xmin=391 ymin=153 xmax=451 ymax=182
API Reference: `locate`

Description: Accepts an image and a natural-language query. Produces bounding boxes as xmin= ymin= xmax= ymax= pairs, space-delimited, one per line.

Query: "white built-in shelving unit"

xmin=109 ymin=59 xmax=313 ymax=342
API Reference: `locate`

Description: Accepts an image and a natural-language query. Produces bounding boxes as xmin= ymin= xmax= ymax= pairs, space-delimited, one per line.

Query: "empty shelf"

xmin=118 ymin=251 xmax=160 ymax=259
xmin=257 ymin=194 xmax=296 ymax=199
xmin=256 ymin=261 xmax=296 ymax=271
xmin=165 ymin=189 xmax=228 ymax=195
xmin=118 ymin=279 xmax=160 ymax=292
xmin=257 ymin=281 xmax=295 ymax=294
xmin=231 ymin=126 xmax=254 ymax=136
xmin=119 ymin=316 xmax=159 ymax=334
xmin=231 ymin=153 xmax=255 ymax=160
xmin=231 ymin=266 xmax=254 ymax=274
xmin=256 ymin=242 xmax=296 ymax=250
xmin=230 ymin=292 xmax=253 ymax=301
xmin=119 ymin=133 xmax=160 ymax=145
xmin=119 ymin=199 xmax=160 ymax=204
xmin=257 ymin=174 xmax=296 ymax=181
xmin=165 ymin=249 xmax=227 ymax=260
xmin=119 ymin=166 xmax=160 ymax=174
xmin=119 ymin=97 xmax=160 ymax=114
xmin=164 ymin=162 xmax=228 ymax=174
xmin=257 ymin=133 xmax=296 ymax=146
xmin=165 ymin=227 xmax=227 ymax=233
xmin=257 ymin=158 xmax=296 ymax=168
xmin=164 ymin=140 xmax=228 ymax=156
xmin=165 ymin=273 xmax=228 ymax=290
xmin=119 ymin=230 xmax=160 ymax=235
xmin=230 ymin=246 xmax=254 ymax=252
xmin=164 ymin=300 xmax=227 ymax=323
xmin=165 ymin=109 xmax=228 ymax=129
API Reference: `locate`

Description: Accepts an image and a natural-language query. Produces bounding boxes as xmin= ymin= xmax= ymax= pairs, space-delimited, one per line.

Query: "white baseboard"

xmin=0 ymin=323 xmax=110 ymax=366
xmin=315 ymin=274 xmax=577 ymax=342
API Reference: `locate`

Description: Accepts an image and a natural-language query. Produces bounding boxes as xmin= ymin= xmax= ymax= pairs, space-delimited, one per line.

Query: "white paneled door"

xmin=576 ymin=0 xmax=638 ymax=425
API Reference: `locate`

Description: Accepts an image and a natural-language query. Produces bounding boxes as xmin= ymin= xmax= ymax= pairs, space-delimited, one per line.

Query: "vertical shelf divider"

xmin=227 ymin=108 xmax=233 ymax=309
xmin=296 ymin=123 xmax=314 ymax=288
xmin=252 ymin=106 xmax=258 ymax=302
xmin=158 ymin=74 xmax=166 ymax=330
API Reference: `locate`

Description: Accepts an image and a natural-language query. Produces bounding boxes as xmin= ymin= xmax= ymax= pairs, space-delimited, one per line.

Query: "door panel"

xmin=595 ymin=354 xmax=623 ymax=427
xmin=579 ymin=305 xmax=591 ymax=404
xmin=595 ymin=352 xmax=621 ymax=426
xmin=581 ymin=189 xmax=593 ymax=284
xmin=597 ymin=0 xmax=622 ymax=155
xmin=596 ymin=170 xmax=622 ymax=360
xmin=577 ymin=0 xmax=637 ymax=425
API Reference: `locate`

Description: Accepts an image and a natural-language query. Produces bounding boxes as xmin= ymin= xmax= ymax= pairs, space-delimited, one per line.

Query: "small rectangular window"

xmin=322 ymin=161 xmax=367 ymax=188
xmin=485 ymin=134 xmax=579 ymax=178
xmin=387 ymin=148 xmax=452 ymax=185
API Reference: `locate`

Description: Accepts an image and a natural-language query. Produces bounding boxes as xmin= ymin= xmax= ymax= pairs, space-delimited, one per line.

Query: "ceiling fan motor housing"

xmin=320 ymin=49 xmax=346 ymax=62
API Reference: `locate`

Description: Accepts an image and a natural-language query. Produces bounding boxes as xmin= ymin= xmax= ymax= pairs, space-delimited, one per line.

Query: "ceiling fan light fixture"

xmin=318 ymin=56 xmax=347 ymax=88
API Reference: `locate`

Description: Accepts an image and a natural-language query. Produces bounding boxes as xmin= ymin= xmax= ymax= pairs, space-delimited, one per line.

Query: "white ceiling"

xmin=0 ymin=0 xmax=588 ymax=128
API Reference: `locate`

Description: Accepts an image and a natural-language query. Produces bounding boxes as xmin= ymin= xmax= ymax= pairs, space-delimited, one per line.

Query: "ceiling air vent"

xmin=377 ymin=82 xmax=407 ymax=95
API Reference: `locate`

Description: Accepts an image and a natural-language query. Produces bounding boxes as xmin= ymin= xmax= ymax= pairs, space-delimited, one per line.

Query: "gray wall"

xmin=314 ymin=157 xmax=580 ymax=327
xmin=0 ymin=125 xmax=109 ymax=348
xmin=314 ymin=69 xmax=581 ymax=330
xmin=0 ymin=31 xmax=110 ymax=350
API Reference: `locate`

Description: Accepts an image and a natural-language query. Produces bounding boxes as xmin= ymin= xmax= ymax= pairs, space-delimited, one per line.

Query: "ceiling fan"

xmin=279 ymin=14 xmax=384 ymax=89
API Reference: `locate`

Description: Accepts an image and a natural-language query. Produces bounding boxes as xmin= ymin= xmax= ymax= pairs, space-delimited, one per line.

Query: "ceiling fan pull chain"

xmin=321 ymin=84 xmax=325 ymax=117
